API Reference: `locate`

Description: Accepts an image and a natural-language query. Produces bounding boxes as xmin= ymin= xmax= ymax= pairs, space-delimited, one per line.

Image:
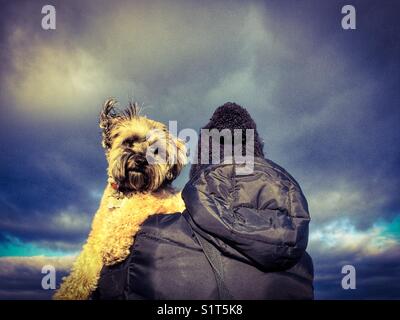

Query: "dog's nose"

xmin=135 ymin=157 xmax=148 ymax=166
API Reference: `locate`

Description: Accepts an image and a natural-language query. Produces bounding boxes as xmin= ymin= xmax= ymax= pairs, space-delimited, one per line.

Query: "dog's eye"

xmin=123 ymin=136 xmax=140 ymax=146
xmin=154 ymin=148 xmax=159 ymax=155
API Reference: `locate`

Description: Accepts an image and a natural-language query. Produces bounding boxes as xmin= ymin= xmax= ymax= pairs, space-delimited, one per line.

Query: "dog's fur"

xmin=54 ymin=100 xmax=186 ymax=300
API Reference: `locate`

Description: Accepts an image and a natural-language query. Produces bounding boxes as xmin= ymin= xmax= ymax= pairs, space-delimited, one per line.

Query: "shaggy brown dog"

xmin=54 ymin=100 xmax=186 ymax=300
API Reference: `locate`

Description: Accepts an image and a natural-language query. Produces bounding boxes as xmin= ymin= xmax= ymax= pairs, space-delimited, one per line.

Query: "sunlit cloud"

xmin=0 ymin=235 xmax=79 ymax=257
xmin=0 ymin=255 xmax=75 ymax=272
xmin=1 ymin=1 xmax=262 ymax=120
xmin=3 ymin=28 xmax=134 ymax=119
xmin=309 ymin=216 xmax=400 ymax=256
xmin=307 ymin=180 xmax=389 ymax=222
xmin=51 ymin=207 xmax=92 ymax=233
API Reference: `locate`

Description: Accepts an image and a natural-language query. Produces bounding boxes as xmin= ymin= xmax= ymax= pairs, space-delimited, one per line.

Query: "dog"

xmin=54 ymin=99 xmax=187 ymax=300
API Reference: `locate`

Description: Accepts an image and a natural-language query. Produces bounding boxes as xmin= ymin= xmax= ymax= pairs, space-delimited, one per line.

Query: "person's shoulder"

xmin=138 ymin=212 xmax=195 ymax=244
xmin=141 ymin=212 xmax=185 ymax=229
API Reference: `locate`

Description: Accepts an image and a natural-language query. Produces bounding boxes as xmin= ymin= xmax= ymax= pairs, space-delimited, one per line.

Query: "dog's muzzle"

xmin=113 ymin=152 xmax=150 ymax=192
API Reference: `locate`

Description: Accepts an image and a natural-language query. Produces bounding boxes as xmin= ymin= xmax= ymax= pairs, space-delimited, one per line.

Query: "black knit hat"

xmin=190 ymin=102 xmax=264 ymax=179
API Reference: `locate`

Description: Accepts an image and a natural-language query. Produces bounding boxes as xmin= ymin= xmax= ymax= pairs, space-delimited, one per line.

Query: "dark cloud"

xmin=313 ymin=246 xmax=400 ymax=299
xmin=0 ymin=256 xmax=73 ymax=300
xmin=0 ymin=118 xmax=105 ymax=245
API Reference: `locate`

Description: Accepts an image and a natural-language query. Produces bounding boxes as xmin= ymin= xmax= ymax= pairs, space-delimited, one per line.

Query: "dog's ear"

xmin=123 ymin=101 xmax=141 ymax=119
xmin=167 ymin=137 xmax=187 ymax=181
xmin=100 ymin=99 xmax=120 ymax=151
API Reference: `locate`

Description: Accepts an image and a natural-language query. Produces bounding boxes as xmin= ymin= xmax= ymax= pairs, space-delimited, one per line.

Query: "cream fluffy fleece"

xmin=53 ymin=185 xmax=185 ymax=300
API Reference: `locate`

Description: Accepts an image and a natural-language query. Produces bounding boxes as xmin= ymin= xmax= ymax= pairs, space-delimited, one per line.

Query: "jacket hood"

xmin=182 ymin=157 xmax=310 ymax=271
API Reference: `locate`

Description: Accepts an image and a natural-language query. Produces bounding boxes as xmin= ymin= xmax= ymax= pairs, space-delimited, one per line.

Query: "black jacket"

xmin=92 ymin=158 xmax=314 ymax=299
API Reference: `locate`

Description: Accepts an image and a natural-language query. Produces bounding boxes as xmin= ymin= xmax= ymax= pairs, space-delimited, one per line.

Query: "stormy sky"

xmin=0 ymin=0 xmax=399 ymax=299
